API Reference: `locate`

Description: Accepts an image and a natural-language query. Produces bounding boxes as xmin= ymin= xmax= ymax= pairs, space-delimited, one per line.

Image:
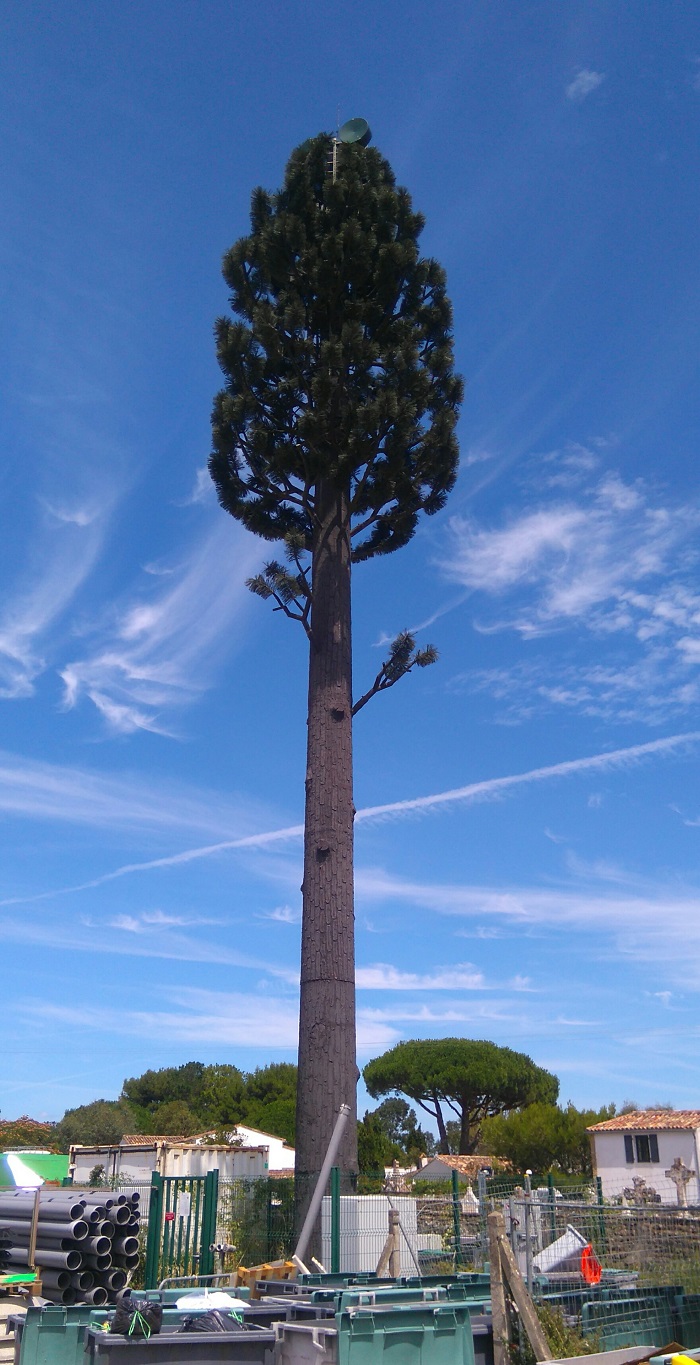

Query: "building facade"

xmin=70 ymin=1138 xmax=269 ymax=1184
xmin=588 ymin=1110 xmax=700 ymax=1204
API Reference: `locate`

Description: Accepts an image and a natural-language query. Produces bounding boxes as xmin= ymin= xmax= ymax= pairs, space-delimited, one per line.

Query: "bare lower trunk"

xmin=294 ymin=479 xmax=358 ymax=1251
xmin=435 ymin=1099 xmax=450 ymax=1154
xmin=459 ymin=1110 xmax=473 ymax=1155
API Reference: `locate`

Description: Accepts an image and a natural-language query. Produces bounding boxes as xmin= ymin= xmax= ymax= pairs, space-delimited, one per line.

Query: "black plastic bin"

xmin=84 ymin=1326 xmax=275 ymax=1365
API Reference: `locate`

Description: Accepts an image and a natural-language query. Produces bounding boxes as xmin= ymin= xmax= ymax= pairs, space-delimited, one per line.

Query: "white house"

xmin=220 ymin=1125 xmax=295 ymax=1173
xmin=411 ymin=1154 xmax=499 ymax=1185
xmin=588 ymin=1110 xmax=700 ymax=1205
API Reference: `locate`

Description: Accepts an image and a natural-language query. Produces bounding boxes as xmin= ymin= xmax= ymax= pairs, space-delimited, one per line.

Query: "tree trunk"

xmin=435 ymin=1096 xmax=450 ymax=1154
xmin=294 ymin=478 xmax=358 ymax=1250
xmin=459 ymin=1107 xmax=478 ymax=1155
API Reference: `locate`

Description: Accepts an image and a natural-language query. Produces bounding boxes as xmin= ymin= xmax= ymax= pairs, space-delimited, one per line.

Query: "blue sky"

xmin=2 ymin=1 xmax=700 ymax=1126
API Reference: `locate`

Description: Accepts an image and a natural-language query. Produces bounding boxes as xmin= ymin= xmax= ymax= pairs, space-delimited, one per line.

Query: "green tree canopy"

xmin=144 ymin=1100 xmax=203 ymax=1137
xmin=482 ymin=1102 xmax=616 ymax=1176
xmin=121 ymin=1062 xmax=206 ymax=1115
xmin=239 ymin=1063 xmax=297 ymax=1145
xmin=243 ymin=1062 xmax=297 ymax=1108
xmin=199 ymin=1064 xmax=246 ymax=1128
xmin=371 ymin=1098 xmax=435 ymax=1161
xmin=55 ymin=1061 xmax=301 ymax=1150
xmin=364 ymin=1039 xmax=559 ymax=1155
xmin=357 ymin=1113 xmax=395 ymax=1174
xmin=52 ymin=1099 xmax=136 ymax=1150
xmin=0 ymin=1116 xmax=59 ymax=1151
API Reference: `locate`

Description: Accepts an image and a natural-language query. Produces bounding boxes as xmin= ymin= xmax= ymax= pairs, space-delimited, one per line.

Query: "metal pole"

xmin=294 ymin=1103 xmax=350 ymax=1267
xmin=330 ymin=1166 xmax=341 ymax=1274
xmin=523 ymin=1173 xmax=533 ymax=1295
xmin=477 ymin=1168 xmax=488 ymax=1270
xmin=596 ymin=1174 xmax=607 ymax=1254
xmin=144 ymin=1173 xmax=163 ymax=1290
xmin=546 ymin=1172 xmax=556 ymax=1243
xmin=451 ymin=1169 xmax=462 ymax=1269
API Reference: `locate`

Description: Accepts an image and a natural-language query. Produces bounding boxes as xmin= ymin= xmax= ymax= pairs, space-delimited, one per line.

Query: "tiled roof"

xmin=117 ymin=1135 xmax=268 ymax=1151
xmin=422 ymin=1154 xmax=502 ymax=1177
xmin=588 ymin=1111 xmax=700 ymax=1132
xmin=120 ymin=1134 xmax=185 ymax=1145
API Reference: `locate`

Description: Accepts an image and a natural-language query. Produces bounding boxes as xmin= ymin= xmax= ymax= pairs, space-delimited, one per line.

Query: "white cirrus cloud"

xmin=0 ymin=909 xmax=297 ymax=980
xmin=354 ymin=866 xmax=700 ymax=989
xmin=356 ymin=963 xmax=485 ymax=990
xmin=2 ymin=729 xmax=697 ymax=908
xmin=258 ymin=905 xmax=301 ymax=925
xmin=466 ymin=653 xmax=700 ymax=728
xmin=19 ymin=988 xmax=399 ymax=1054
xmin=107 ymin=909 xmax=223 ymax=933
xmin=0 ymin=496 xmax=116 ymax=699
xmin=60 ymin=518 xmax=261 ymax=734
xmin=441 ymin=468 xmax=700 ymax=722
xmin=177 ymin=466 xmax=214 ymax=507
xmin=566 ymin=69 xmax=605 ymax=102
xmin=0 ymin=748 xmax=282 ymax=840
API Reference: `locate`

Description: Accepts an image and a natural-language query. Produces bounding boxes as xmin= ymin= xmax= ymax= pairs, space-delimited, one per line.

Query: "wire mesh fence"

xmin=61 ymin=1168 xmax=700 ymax=1350
xmin=217 ymin=1175 xmax=295 ymax=1267
xmin=503 ymin=1185 xmax=700 ymax=1352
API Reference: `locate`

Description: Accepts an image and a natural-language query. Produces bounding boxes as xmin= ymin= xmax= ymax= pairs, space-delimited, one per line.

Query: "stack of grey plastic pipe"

xmin=0 ymin=1187 xmax=141 ymax=1305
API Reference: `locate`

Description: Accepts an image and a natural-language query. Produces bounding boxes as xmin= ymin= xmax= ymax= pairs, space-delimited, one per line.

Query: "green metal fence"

xmin=143 ymin=1171 xmax=219 ymax=1288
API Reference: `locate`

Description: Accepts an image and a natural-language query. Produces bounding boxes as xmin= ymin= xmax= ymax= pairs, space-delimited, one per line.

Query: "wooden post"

xmin=376 ymin=1207 xmax=401 ymax=1278
xmin=487 ymin=1211 xmax=510 ymax=1365
xmin=496 ymin=1213 xmax=553 ymax=1361
xmin=388 ymin=1209 xmax=401 ymax=1279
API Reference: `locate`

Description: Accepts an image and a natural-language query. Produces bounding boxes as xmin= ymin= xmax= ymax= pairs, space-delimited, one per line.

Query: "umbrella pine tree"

xmin=210 ymin=131 xmax=462 ymax=1235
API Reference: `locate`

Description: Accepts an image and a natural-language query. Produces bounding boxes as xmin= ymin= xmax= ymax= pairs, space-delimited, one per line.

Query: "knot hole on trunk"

xmin=330 ymin=707 xmax=346 ymax=721
xmin=316 ymin=846 xmax=331 ymax=862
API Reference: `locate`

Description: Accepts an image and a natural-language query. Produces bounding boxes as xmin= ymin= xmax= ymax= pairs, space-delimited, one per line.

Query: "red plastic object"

xmin=581 ymin=1244 xmax=602 ymax=1284
xmin=164 ymin=1212 xmax=175 ymax=1222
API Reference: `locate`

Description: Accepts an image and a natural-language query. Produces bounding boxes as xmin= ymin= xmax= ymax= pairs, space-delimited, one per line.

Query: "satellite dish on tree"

xmin=338 ymin=117 xmax=372 ymax=147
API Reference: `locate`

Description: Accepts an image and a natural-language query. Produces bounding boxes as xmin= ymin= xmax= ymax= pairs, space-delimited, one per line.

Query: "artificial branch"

xmin=246 ymin=536 xmax=313 ymax=639
xmin=352 ymin=631 xmax=438 ymax=716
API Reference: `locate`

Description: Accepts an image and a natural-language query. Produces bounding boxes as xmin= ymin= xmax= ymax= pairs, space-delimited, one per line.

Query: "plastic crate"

xmin=274 ymin=1323 xmax=338 ymax=1365
xmin=244 ymin=1302 xmax=336 ymax=1326
xmin=672 ymin=1292 xmax=700 ymax=1349
xmin=581 ymin=1297 xmax=675 ymax=1350
xmin=471 ymin=1313 xmax=494 ymax=1365
xmin=274 ymin=1300 xmax=479 ymax=1365
xmin=337 ymin=1288 xmax=489 ymax=1311
xmin=9 ymin=1305 xmax=112 ymax=1365
xmin=84 ymin=1325 xmax=275 ymax=1365
xmin=299 ymin=1277 xmax=394 ymax=1290
xmin=12 ymin=1303 xmax=259 ymax=1365
xmin=400 ymin=1275 xmax=490 ymax=1291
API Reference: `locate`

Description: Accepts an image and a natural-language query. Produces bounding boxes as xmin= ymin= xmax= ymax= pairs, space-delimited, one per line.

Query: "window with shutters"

xmin=624 ymin=1135 xmax=634 ymax=1163
xmin=635 ymin=1134 xmax=659 ymax=1163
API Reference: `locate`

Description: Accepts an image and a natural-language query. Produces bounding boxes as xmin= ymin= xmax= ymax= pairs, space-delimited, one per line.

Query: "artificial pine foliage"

xmin=210 ymin=133 xmax=462 ymax=554
xmin=210 ymin=131 xmax=461 ymax=1245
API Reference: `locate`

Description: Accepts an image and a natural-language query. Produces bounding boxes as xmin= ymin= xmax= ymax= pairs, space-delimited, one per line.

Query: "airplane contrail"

xmin=1 ymin=729 xmax=698 ymax=908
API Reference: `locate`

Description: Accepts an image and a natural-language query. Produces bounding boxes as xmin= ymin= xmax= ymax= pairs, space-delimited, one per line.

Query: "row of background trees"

xmin=2 ymin=1035 xmax=662 ymax=1178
